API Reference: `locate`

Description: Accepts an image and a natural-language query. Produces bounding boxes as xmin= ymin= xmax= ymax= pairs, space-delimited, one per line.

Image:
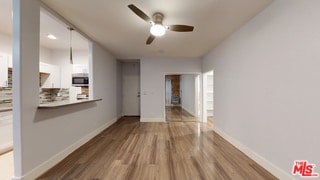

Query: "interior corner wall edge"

xmin=202 ymin=0 xmax=320 ymax=178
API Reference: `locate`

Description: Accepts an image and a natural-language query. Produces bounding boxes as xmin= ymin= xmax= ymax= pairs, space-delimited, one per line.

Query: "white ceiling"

xmin=0 ymin=0 xmax=273 ymax=58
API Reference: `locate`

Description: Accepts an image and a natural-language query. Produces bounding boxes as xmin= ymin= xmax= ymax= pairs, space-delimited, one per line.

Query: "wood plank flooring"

xmin=38 ymin=117 xmax=277 ymax=180
xmin=166 ymin=106 xmax=199 ymax=122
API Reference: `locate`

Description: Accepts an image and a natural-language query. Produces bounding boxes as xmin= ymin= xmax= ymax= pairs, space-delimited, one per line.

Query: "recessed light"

xmin=47 ymin=34 xmax=57 ymax=40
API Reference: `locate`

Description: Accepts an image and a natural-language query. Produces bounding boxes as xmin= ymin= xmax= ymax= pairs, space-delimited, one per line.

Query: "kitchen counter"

xmin=38 ymin=98 xmax=102 ymax=109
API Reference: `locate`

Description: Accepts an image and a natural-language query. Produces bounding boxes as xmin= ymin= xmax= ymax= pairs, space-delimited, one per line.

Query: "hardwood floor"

xmin=166 ymin=106 xmax=199 ymax=122
xmin=0 ymin=151 xmax=14 ymax=180
xmin=38 ymin=117 xmax=277 ymax=180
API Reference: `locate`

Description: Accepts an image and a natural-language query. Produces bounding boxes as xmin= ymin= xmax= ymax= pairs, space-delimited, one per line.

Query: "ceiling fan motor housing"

xmin=153 ymin=12 xmax=164 ymax=24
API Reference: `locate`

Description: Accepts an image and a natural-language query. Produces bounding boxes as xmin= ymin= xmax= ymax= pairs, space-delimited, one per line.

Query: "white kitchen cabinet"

xmin=39 ymin=62 xmax=51 ymax=74
xmin=73 ymin=64 xmax=88 ymax=73
xmin=50 ymin=65 xmax=60 ymax=88
xmin=39 ymin=62 xmax=60 ymax=88
xmin=0 ymin=53 xmax=8 ymax=87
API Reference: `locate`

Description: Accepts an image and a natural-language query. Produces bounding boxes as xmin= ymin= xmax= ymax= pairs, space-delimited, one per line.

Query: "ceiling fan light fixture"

xmin=128 ymin=4 xmax=194 ymax=44
xmin=150 ymin=24 xmax=166 ymax=37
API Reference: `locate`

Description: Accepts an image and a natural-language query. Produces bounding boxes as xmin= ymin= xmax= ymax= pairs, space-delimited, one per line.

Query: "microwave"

xmin=72 ymin=73 xmax=89 ymax=86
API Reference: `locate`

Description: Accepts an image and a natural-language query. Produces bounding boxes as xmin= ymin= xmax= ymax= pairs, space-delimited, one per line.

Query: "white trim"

xmin=140 ymin=118 xmax=165 ymax=122
xmin=213 ymin=127 xmax=294 ymax=180
xmin=12 ymin=118 xmax=118 ymax=180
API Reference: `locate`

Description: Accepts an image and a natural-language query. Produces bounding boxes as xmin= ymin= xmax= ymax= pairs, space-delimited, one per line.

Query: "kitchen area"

xmin=0 ymin=53 xmax=13 ymax=155
xmin=0 ymin=10 xmax=91 ymax=157
xmin=0 ymin=54 xmax=90 ymax=155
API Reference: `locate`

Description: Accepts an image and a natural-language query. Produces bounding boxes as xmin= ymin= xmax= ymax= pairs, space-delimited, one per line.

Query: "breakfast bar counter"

xmin=38 ymin=98 xmax=102 ymax=109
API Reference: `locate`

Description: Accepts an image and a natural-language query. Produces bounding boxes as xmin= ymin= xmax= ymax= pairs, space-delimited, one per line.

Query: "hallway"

xmin=38 ymin=117 xmax=276 ymax=179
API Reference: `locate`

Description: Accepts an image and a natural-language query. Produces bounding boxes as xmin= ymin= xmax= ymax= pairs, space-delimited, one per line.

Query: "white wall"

xmin=140 ymin=58 xmax=201 ymax=122
xmin=180 ymin=74 xmax=196 ymax=116
xmin=202 ymin=0 xmax=320 ymax=178
xmin=116 ymin=61 xmax=122 ymax=117
xmin=39 ymin=47 xmax=52 ymax=64
xmin=51 ymin=49 xmax=89 ymax=65
xmin=12 ymin=1 xmax=121 ymax=179
xmin=90 ymin=42 xmax=121 ymax=121
xmin=0 ymin=32 xmax=12 ymax=54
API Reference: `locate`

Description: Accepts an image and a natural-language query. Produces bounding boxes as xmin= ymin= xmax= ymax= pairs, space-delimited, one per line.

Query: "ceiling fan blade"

xmin=167 ymin=25 xmax=194 ymax=32
xmin=146 ymin=35 xmax=156 ymax=45
xmin=128 ymin=4 xmax=152 ymax=23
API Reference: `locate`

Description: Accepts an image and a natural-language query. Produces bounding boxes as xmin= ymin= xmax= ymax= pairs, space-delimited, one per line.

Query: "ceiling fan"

xmin=128 ymin=4 xmax=194 ymax=45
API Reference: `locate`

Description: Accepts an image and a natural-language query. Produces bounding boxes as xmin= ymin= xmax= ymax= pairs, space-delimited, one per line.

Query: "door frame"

xmin=202 ymin=70 xmax=214 ymax=122
xmin=163 ymin=72 xmax=202 ymax=122
xmin=122 ymin=61 xmax=141 ymax=116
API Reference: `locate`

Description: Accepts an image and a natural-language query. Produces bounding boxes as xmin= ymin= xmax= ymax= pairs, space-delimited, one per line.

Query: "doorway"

xmin=203 ymin=70 xmax=214 ymax=124
xmin=165 ymin=74 xmax=200 ymax=122
xmin=122 ymin=62 xmax=140 ymax=116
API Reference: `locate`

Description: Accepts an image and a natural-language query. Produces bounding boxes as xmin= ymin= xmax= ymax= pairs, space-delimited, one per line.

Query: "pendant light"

xmin=67 ymin=27 xmax=74 ymax=64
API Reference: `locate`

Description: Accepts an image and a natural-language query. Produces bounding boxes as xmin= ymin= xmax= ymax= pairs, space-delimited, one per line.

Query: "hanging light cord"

xmin=68 ymin=27 xmax=74 ymax=64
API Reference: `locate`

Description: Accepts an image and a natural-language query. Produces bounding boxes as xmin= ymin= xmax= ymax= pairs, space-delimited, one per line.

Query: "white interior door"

xmin=122 ymin=62 xmax=140 ymax=116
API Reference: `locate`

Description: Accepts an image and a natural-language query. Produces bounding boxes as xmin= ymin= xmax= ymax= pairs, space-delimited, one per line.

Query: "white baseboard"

xmin=213 ymin=127 xmax=294 ymax=180
xmin=140 ymin=118 xmax=165 ymax=122
xmin=12 ymin=117 xmax=118 ymax=180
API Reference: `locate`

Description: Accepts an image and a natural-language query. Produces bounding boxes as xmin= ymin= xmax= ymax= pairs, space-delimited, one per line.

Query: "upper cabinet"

xmin=73 ymin=64 xmax=88 ymax=74
xmin=39 ymin=62 xmax=51 ymax=74
xmin=0 ymin=53 xmax=9 ymax=87
xmin=50 ymin=65 xmax=60 ymax=88
xmin=39 ymin=62 xmax=60 ymax=88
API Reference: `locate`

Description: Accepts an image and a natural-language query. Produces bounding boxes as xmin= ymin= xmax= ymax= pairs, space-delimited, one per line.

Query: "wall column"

xmin=12 ymin=0 xmax=40 ymax=178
